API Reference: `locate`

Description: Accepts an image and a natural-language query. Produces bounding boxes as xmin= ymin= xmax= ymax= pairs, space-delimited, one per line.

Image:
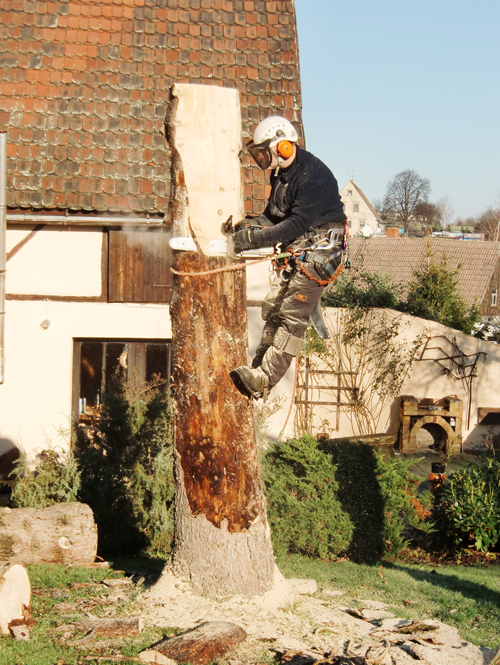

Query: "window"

xmin=108 ymin=228 xmax=173 ymax=303
xmin=72 ymin=339 xmax=172 ymax=429
xmin=348 ymin=190 xmax=352 ymax=196
xmin=347 ymin=220 xmax=352 ymax=228
xmin=492 ymin=290 xmax=498 ymax=307
xmin=353 ymin=204 xmax=359 ymax=212
xmin=359 ymin=220 xmax=365 ymax=228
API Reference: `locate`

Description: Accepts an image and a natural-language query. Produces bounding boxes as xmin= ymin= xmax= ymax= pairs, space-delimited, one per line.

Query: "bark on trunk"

xmin=165 ymin=84 xmax=275 ymax=598
xmin=0 ymin=563 xmax=31 ymax=634
xmin=0 ymin=502 xmax=97 ymax=565
xmin=140 ymin=621 xmax=247 ymax=665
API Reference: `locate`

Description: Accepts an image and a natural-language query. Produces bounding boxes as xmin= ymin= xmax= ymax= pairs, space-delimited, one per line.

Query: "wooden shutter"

xmin=108 ymin=228 xmax=173 ymax=303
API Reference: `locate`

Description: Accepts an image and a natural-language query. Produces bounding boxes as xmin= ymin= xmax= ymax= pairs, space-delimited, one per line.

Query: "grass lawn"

xmin=1 ymin=555 xmax=498 ymax=664
xmin=0 ymin=560 xmax=168 ymax=665
xmin=278 ymin=554 xmax=500 ymax=650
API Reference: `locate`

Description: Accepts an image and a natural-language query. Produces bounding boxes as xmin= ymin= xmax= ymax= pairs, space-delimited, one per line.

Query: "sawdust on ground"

xmin=139 ymin=569 xmax=499 ymax=665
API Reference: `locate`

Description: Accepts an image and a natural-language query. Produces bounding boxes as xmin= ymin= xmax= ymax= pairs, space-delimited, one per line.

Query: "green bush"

xmin=263 ymin=435 xmax=354 ymax=560
xmin=435 ymin=457 xmax=500 ymax=553
xmin=76 ymin=379 xmax=175 ymax=557
xmin=321 ymin=440 xmax=433 ymax=560
xmin=264 ymin=435 xmax=434 ymax=562
xmin=318 ymin=439 xmax=385 ymax=561
xmin=374 ymin=452 xmax=434 ymax=556
xmin=10 ymin=448 xmax=81 ymax=508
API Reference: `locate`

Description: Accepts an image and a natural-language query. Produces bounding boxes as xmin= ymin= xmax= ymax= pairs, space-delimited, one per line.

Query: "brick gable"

xmin=0 ymin=0 xmax=303 ymax=216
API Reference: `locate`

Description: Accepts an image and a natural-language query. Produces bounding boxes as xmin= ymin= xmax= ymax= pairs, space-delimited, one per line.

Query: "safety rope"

xmin=170 ymin=243 xmax=346 ymax=285
xmin=275 ymin=248 xmax=345 ymax=286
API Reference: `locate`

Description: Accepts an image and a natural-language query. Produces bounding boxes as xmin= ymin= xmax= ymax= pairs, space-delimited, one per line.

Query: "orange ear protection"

xmin=276 ymin=140 xmax=294 ymax=159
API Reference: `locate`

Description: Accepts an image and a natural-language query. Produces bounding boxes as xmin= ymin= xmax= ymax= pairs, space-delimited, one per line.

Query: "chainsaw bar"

xmin=169 ymin=236 xmax=274 ymax=259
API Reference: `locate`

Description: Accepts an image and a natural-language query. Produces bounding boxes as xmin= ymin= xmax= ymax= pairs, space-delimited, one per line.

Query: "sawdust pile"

xmin=139 ymin=570 xmax=499 ymax=665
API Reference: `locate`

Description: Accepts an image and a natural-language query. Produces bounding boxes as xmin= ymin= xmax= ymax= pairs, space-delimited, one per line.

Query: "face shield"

xmin=246 ymin=139 xmax=274 ymax=170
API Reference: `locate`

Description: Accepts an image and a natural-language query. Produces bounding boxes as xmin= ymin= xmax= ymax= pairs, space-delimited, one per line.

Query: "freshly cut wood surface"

xmin=140 ymin=621 xmax=247 ymax=665
xmin=0 ymin=502 xmax=97 ymax=565
xmin=0 ymin=563 xmax=31 ymax=634
xmin=169 ymin=83 xmax=244 ymax=255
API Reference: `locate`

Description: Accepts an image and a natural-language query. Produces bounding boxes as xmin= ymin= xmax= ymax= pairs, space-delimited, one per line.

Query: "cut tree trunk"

xmin=0 ymin=502 xmax=97 ymax=565
xmin=139 ymin=621 xmax=247 ymax=665
xmin=164 ymin=83 xmax=275 ymax=598
xmin=0 ymin=563 xmax=31 ymax=634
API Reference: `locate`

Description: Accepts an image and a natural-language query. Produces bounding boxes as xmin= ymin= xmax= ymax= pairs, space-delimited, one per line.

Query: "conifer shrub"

xmin=433 ymin=456 xmax=500 ymax=553
xmin=318 ymin=439 xmax=385 ymax=561
xmin=10 ymin=448 xmax=81 ymax=508
xmin=264 ymin=435 xmax=434 ymax=562
xmin=76 ymin=378 xmax=174 ymax=557
xmin=263 ymin=435 xmax=354 ymax=560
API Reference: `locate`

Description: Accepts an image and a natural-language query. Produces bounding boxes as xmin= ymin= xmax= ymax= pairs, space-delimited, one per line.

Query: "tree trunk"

xmin=164 ymin=83 xmax=275 ymax=598
xmin=0 ymin=502 xmax=97 ymax=565
xmin=0 ymin=563 xmax=31 ymax=634
xmin=139 ymin=621 xmax=247 ymax=665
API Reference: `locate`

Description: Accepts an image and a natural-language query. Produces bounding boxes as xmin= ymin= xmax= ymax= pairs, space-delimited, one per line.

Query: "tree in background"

xmin=413 ymin=201 xmax=443 ymax=231
xmin=402 ymin=254 xmax=481 ymax=334
xmin=382 ymin=169 xmax=431 ymax=234
xmin=437 ymin=195 xmax=455 ymax=227
xmin=477 ymin=207 xmax=500 ymax=241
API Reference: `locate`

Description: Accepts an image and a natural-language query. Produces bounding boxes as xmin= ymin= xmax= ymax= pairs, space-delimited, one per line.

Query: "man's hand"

xmin=233 ymin=228 xmax=257 ymax=253
xmin=234 ymin=215 xmax=270 ymax=232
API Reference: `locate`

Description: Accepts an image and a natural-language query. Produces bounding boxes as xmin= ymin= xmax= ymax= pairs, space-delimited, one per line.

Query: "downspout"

xmin=0 ymin=133 xmax=6 ymax=383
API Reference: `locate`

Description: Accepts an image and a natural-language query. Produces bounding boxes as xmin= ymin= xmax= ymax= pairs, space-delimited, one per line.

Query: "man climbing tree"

xmin=229 ymin=116 xmax=347 ymax=401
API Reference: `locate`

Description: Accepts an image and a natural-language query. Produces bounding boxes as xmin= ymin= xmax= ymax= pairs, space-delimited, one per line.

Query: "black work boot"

xmin=230 ymin=366 xmax=269 ymax=401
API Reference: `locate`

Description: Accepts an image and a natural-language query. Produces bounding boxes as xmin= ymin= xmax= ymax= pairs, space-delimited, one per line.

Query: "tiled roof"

xmin=0 ymin=0 xmax=302 ymax=216
xmin=348 ymin=237 xmax=500 ymax=306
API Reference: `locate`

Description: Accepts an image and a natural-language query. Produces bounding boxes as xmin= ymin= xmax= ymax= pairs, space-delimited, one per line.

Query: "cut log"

xmin=162 ymin=83 xmax=276 ymax=599
xmin=0 ymin=502 xmax=97 ymax=565
xmin=0 ymin=563 xmax=31 ymax=634
xmin=139 ymin=621 xmax=247 ymax=665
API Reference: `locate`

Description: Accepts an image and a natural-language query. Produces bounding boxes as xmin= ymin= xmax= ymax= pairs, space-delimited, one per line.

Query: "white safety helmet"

xmin=247 ymin=116 xmax=298 ymax=170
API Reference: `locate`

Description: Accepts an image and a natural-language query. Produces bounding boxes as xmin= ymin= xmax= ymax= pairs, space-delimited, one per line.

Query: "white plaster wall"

xmin=0 ymin=300 xmax=171 ymax=458
xmin=0 ymin=255 xmax=295 ymax=458
xmin=6 ymin=227 xmax=103 ymax=297
xmin=301 ymin=308 xmax=500 ymax=450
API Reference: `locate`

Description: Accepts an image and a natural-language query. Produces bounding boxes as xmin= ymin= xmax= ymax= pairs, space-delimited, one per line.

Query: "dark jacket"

xmin=252 ymin=146 xmax=346 ymax=248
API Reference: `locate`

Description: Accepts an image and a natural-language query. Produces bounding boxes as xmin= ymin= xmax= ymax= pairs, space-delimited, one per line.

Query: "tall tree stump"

xmin=164 ymin=84 xmax=275 ymax=597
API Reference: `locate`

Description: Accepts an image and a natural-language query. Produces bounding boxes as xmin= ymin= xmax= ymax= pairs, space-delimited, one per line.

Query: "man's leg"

xmin=231 ymin=261 xmax=325 ymax=399
xmin=252 ymin=273 xmax=291 ymax=369
xmin=260 ymin=262 xmax=324 ymax=387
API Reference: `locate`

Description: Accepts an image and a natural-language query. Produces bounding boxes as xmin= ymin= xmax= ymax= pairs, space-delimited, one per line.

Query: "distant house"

xmin=340 ymin=180 xmax=382 ymax=237
xmin=0 ymin=0 xmax=304 ymax=462
xmin=347 ymin=237 xmax=500 ymax=317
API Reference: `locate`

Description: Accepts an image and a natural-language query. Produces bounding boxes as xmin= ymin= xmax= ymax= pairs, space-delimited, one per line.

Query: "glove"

xmin=234 ymin=215 xmax=270 ymax=232
xmin=233 ymin=228 xmax=257 ymax=253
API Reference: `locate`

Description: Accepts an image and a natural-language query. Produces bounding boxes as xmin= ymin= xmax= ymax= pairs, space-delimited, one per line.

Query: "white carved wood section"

xmin=170 ymin=83 xmax=244 ymax=255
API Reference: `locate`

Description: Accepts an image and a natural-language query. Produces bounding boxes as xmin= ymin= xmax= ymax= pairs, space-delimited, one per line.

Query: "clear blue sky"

xmin=294 ymin=0 xmax=500 ymax=221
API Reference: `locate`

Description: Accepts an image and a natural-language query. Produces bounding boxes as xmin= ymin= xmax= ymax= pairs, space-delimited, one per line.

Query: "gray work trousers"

xmin=252 ymin=260 xmax=326 ymax=388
